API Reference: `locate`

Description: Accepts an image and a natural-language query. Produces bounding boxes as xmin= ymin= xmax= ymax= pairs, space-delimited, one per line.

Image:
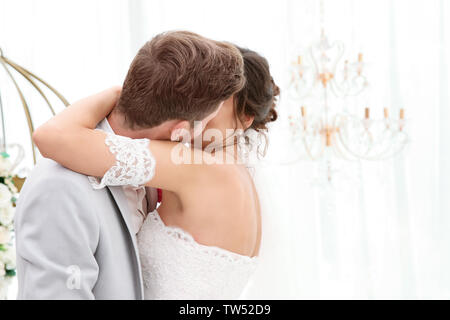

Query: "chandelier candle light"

xmin=288 ymin=1 xmax=408 ymax=181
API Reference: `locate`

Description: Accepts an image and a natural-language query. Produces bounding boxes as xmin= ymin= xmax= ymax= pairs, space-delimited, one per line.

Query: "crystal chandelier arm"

xmin=302 ymin=135 xmax=325 ymax=160
xmin=367 ymin=128 xmax=393 ymax=159
xmin=362 ymin=128 xmax=375 ymax=157
xmin=369 ymin=129 xmax=409 ymax=160
xmin=330 ymin=75 xmax=353 ymax=98
xmin=329 ymin=41 xmax=345 ymax=75
xmin=335 ymin=125 xmax=405 ymax=161
xmin=291 ymin=68 xmax=317 ymax=100
xmin=348 ymin=74 xmax=368 ymax=96
xmin=309 ymin=46 xmax=320 ymax=78
xmin=329 ymin=80 xmax=345 ymax=98
xmin=335 ymin=128 xmax=371 ymax=160
xmin=333 ymin=140 xmax=351 ymax=160
xmin=3 ymin=56 xmax=70 ymax=107
xmin=384 ymin=133 xmax=409 ymax=160
xmin=330 ymin=116 xmax=352 ymax=160
xmin=328 ymin=42 xmax=369 ymax=98
xmin=331 ymin=121 xmax=355 ymax=161
xmin=0 ymin=59 xmax=36 ymax=163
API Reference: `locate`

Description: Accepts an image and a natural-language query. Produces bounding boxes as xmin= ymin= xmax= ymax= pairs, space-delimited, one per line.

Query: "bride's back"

xmin=137 ymin=162 xmax=261 ymax=300
xmin=156 ymin=162 xmax=261 ymax=258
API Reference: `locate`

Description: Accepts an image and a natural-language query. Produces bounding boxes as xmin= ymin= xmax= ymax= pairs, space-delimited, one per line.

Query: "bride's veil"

xmin=238 ymin=129 xmax=293 ymax=299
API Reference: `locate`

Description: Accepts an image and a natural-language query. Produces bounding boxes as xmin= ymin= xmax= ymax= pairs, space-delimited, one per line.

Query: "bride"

xmin=33 ymin=46 xmax=279 ymax=300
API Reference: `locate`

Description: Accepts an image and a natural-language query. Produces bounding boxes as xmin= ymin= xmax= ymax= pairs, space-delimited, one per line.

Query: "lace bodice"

xmin=89 ymin=131 xmax=259 ymax=299
xmin=137 ymin=211 xmax=258 ymax=300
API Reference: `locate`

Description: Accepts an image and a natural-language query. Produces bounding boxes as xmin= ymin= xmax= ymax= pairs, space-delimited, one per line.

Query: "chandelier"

xmin=288 ymin=0 xmax=408 ymax=181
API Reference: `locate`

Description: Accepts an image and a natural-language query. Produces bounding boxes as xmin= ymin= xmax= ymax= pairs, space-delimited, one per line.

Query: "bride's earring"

xmin=236 ymin=131 xmax=252 ymax=163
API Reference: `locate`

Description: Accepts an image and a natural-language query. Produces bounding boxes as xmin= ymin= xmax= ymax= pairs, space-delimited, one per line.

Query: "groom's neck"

xmin=107 ymin=111 xmax=171 ymax=140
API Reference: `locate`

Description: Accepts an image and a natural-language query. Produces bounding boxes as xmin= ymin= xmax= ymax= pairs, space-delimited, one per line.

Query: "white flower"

xmin=0 ymin=248 xmax=16 ymax=270
xmin=0 ymin=184 xmax=12 ymax=207
xmin=0 ymin=157 xmax=12 ymax=177
xmin=0 ymin=275 xmax=12 ymax=299
xmin=0 ymin=204 xmax=14 ymax=226
xmin=0 ymin=262 xmax=5 ymax=278
xmin=0 ymin=226 xmax=10 ymax=244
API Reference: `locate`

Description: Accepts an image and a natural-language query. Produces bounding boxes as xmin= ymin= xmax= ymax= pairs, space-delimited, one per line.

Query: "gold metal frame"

xmin=0 ymin=48 xmax=69 ymax=164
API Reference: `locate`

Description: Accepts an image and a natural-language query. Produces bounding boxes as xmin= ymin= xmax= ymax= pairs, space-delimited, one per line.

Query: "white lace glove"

xmin=88 ymin=132 xmax=156 ymax=189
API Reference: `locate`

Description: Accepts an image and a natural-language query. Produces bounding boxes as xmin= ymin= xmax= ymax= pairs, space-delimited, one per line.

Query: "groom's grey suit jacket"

xmin=15 ymin=157 xmax=145 ymax=299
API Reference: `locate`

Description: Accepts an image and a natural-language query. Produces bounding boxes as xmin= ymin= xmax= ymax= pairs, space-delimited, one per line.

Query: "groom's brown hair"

xmin=116 ymin=31 xmax=245 ymax=129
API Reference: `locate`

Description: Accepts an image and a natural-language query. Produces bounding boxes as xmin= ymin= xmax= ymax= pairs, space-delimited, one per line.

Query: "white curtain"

xmin=0 ymin=0 xmax=134 ymax=170
xmin=1 ymin=0 xmax=449 ymax=299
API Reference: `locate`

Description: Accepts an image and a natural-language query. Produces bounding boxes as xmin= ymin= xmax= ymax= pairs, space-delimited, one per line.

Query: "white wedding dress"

xmin=90 ymin=132 xmax=259 ymax=300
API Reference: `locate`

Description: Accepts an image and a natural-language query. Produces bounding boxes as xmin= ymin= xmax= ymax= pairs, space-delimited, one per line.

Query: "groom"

xmin=14 ymin=31 xmax=245 ymax=299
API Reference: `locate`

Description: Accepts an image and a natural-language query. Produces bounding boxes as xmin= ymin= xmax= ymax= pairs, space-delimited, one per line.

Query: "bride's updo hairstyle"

xmin=234 ymin=47 xmax=279 ymax=132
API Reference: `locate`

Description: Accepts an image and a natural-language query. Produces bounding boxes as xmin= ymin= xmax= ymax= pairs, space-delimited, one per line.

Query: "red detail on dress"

xmin=157 ymin=188 xmax=162 ymax=203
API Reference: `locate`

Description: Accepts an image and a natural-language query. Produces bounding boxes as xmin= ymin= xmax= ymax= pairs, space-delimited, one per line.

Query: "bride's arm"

xmin=33 ymin=87 xmax=216 ymax=193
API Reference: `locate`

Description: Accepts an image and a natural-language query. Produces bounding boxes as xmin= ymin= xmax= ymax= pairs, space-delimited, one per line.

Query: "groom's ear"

xmin=170 ymin=120 xmax=191 ymax=142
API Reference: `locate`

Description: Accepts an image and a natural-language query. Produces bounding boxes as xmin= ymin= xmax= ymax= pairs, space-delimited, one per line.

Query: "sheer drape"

xmin=0 ymin=0 xmax=134 ymax=170
xmin=242 ymin=0 xmax=450 ymax=299
xmin=1 ymin=0 xmax=449 ymax=299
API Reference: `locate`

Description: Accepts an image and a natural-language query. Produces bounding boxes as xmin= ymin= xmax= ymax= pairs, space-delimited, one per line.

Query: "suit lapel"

xmin=107 ymin=185 xmax=144 ymax=299
xmin=96 ymin=119 xmax=144 ymax=299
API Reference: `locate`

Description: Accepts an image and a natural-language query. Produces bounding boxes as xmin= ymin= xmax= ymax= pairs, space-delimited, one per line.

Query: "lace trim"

xmin=89 ymin=132 xmax=156 ymax=189
xmin=148 ymin=210 xmax=259 ymax=265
